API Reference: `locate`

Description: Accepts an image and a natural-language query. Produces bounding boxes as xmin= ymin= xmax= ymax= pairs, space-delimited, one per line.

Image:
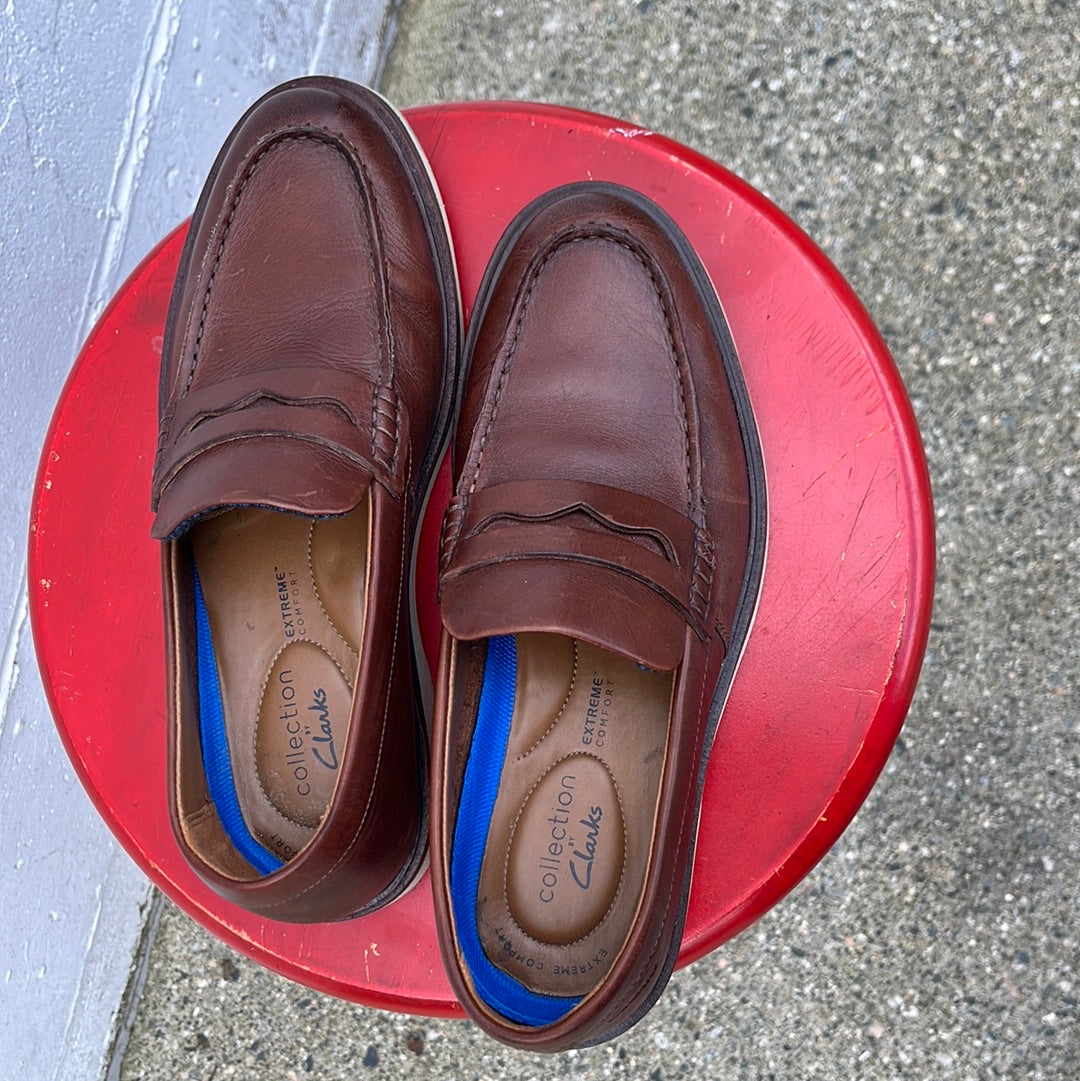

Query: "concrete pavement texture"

xmin=117 ymin=1 xmax=1077 ymax=1078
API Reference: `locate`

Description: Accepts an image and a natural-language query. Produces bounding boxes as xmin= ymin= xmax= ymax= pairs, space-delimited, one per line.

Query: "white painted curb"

xmin=0 ymin=3 xmax=400 ymax=1077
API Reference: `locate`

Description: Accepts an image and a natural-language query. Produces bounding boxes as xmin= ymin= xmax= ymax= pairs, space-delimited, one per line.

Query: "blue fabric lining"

xmin=193 ymin=565 xmax=284 ymax=876
xmin=450 ymin=635 xmax=581 ymax=1026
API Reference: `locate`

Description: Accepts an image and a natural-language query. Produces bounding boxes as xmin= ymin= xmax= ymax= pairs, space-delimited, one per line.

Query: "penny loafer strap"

xmin=154 ymin=366 xmax=410 ymax=500
xmin=440 ymin=477 xmax=715 ymax=641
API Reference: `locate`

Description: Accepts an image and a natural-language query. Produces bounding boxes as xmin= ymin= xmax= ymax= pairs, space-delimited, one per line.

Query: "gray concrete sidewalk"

xmin=82 ymin=1 xmax=1080 ymax=1078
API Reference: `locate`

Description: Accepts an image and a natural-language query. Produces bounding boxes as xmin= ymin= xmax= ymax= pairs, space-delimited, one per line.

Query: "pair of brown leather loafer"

xmin=151 ymin=77 xmax=766 ymax=1051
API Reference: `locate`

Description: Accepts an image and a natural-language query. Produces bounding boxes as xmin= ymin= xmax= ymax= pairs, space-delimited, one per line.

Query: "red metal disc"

xmin=28 ymin=102 xmax=933 ymax=1016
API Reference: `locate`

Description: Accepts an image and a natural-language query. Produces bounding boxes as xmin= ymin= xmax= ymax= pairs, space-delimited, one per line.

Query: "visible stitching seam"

xmin=454 ymin=227 xmax=698 ymax=618
xmin=177 ymin=126 xmax=396 ymax=470
xmin=690 ymin=524 xmax=715 ymax=628
xmin=439 ymin=494 xmax=466 ymax=575
xmin=515 ymin=639 xmax=579 ymax=761
xmin=250 ymin=637 xmax=354 ymax=828
xmin=497 ymin=749 xmax=629 ymax=952
xmin=372 ymin=384 xmax=401 ymax=475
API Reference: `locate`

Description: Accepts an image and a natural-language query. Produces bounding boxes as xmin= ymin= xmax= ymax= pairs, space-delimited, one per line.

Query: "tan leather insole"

xmin=474 ymin=633 xmax=673 ymax=997
xmin=190 ymin=503 xmax=368 ymax=864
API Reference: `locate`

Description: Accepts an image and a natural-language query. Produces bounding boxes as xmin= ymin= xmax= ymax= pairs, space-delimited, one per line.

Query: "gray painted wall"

xmin=0 ymin=3 xmax=396 ymax=1077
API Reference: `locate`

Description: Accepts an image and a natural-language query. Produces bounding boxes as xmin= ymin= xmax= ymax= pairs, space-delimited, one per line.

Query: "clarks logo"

xmin=308 ymin=688 xmax=338 ymax=770
xmin=569 ymin=806 xmax=603 ymax=890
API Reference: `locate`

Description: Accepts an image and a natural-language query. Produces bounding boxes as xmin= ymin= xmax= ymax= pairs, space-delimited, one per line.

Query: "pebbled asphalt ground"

xmin=117 ymin=2 xmax=1078 ymax=1078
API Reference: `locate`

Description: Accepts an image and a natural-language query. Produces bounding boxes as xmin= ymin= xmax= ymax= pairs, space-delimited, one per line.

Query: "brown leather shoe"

xmin=150 ymin=78 xmax=459 ymax=922
xmin=430 ymin=183 xmax=766 ymax=1048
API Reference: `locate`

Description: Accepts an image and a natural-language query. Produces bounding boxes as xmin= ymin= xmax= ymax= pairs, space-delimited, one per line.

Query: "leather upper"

xmin=152 ymin=81 xmax=454 ymax=539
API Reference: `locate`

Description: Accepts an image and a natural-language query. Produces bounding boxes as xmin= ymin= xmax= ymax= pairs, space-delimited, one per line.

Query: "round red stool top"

xmin=29 ymin=102 xmax=933 ymax=1016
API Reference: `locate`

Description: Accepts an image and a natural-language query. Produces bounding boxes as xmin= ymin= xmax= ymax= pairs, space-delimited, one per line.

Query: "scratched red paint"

xmin=29 ymin=103 xmax=933 ymax=1015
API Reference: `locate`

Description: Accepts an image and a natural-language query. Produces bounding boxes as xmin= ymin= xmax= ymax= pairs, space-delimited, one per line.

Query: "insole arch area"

xmin=464 ymin=633 xmax=673 ymax=1001
xmin=190 ymin=502 xmax=368 ymax=865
